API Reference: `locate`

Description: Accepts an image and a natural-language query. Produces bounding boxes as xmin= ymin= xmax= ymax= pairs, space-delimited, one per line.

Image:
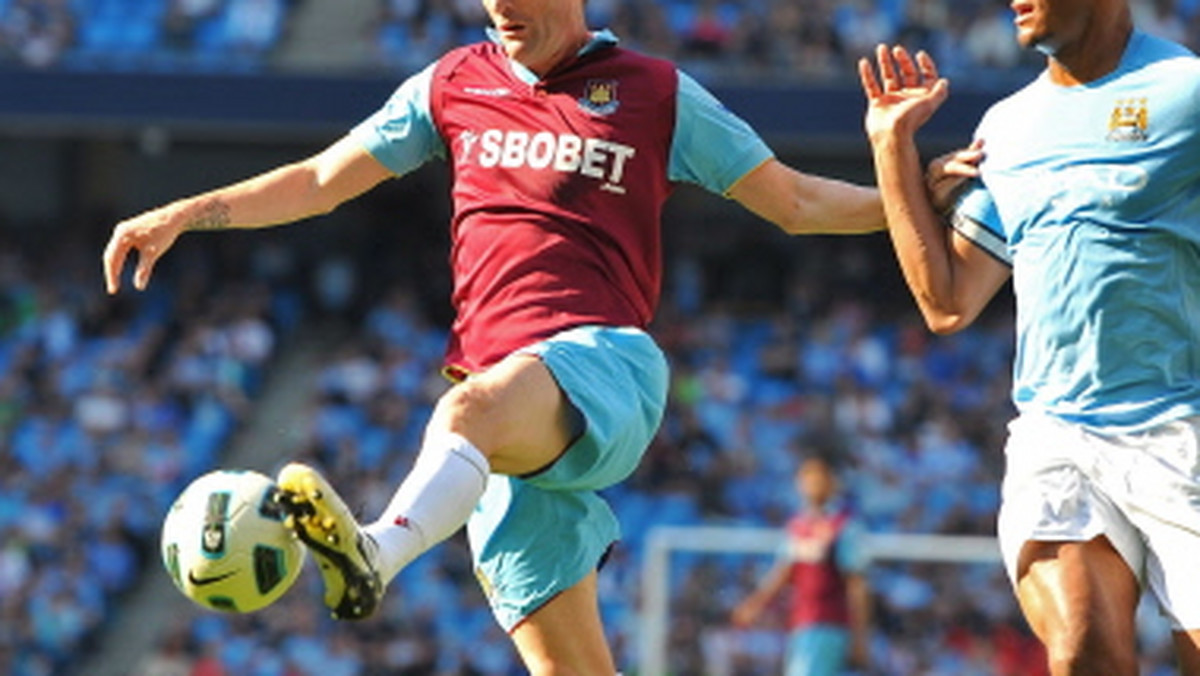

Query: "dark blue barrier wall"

xmin=0 ymin=69 xmax=1004 ymax=149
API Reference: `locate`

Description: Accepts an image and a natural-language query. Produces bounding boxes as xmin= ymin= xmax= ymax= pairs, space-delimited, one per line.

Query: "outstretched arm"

xmin=730 ymin=560 xmax=789 ymax=628
xmin=103 ymin=135 xmax=392 ymax=293
xmin=846 ymin=573 xmax=872 ymax=668
xmin=670 ymin=69 xmax=885 ymax=236
xmin=727 ymin=158 xmax=887 ymax=235
xmin=860 ymin=45 xmax=1009 ymax=333
xmin=725 ymin=136 xmax=985 ymax=237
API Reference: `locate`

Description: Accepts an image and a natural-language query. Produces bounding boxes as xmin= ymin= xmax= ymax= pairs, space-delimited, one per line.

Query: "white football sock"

xmin=364 ymin=431 xmax=490 ymax=583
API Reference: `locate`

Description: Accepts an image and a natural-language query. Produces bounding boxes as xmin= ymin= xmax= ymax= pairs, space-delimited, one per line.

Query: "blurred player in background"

xmin=858 ymin=0 xmax=1200 ymax=673
xmin=732 ymin=453 xmax=871 ymax=676
xmin=102 ymin=0 xmax=892 ymax=672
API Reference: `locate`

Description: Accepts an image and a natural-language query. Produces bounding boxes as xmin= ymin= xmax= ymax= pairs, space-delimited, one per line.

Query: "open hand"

xmin=859 ymin=44 xmax=949 ymax=141
xmin=102 ymin=208 xmax=185 ymax=294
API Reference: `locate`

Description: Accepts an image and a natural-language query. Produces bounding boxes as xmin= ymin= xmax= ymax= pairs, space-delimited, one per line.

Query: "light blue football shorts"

xmin=465 ymin=325 xmax=669 ymax=631
xmin=788 ymin=624 xmax=851 ymax=676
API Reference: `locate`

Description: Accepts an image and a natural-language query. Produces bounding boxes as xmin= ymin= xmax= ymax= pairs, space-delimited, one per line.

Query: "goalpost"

xmin=637 ymin=525 xmax=1002 ymax=676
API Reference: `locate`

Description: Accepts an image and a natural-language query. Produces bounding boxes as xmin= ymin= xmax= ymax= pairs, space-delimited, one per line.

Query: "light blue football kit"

xmin=952 ymin=31 xmax=1200 ymax=626
xmin=353 ymin=31 xmax=773 ymax=629
xmin=953 ymin=30 xmax=1200 ymax=432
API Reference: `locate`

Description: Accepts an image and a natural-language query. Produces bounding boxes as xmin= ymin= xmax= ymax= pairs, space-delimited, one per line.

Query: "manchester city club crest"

xmin=578 ymin=79 xmax=620 ymax=115
xmin=1107 ymin=97 xmax=1148 ymax=142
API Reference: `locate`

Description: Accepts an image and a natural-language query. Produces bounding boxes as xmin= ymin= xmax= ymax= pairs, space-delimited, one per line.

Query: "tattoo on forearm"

xmin=186 ymin=199 xmax=232 ymax=231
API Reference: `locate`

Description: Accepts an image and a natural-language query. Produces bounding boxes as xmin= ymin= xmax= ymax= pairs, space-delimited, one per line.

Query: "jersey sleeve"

xmin=349 ymin=62 xmax=446 ymax=177
xmin=835 ymin=518 xmax=870 ymax=574
xmin=668 ymin=71 xmax=774 ymax=195
xmin=950 ymin=178 xmax=1012 ymax=266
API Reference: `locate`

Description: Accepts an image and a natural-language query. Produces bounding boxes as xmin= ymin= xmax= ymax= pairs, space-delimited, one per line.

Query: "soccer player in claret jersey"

xmin=732 ymin=454 xmax=871 ymax=676
xmin=859 ymin=0 xmax=1200 ymax=673
xmin=104 ymin=0 xmax=888 ymax=672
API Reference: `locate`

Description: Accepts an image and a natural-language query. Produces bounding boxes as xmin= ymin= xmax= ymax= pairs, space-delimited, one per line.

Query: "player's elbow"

xmin=292 ymin=162 xmax=348 ymax=219
xmin=297 ymin=177 xmax=352 ymax=220
xmin=775 ymin=208 xmax=853 ymax=236
xmin=912 ymin=287 xmax=982 ymax=334
xmin=922 ymin=309 xmax=972 ymax=335
xmin=309 ymin=194 xmax=340 ymax=218
xmin=776 ymin=212 xmax=813 ymax=235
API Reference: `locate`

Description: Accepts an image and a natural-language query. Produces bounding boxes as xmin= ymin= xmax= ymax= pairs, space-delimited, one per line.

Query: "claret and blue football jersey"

xmin=351 ymin=31 xmax=773 ymax=374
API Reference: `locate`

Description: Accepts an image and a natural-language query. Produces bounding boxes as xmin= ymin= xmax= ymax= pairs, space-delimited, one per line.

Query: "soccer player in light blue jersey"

xmin=858 ymin=0 xmax=1200 ymax=673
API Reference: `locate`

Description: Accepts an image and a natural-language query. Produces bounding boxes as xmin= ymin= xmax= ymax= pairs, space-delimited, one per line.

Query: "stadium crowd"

xmin=0 ymin=0 xmax=294 ymax=70
xmin=1 ymin=0 xmax=1198 ymax=77
xmin=0 ymin=227 xmax=289 ymax=676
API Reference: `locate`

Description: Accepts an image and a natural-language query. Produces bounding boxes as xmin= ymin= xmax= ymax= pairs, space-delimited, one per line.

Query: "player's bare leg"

xmin=1014 ymin=536 xmax=1139 ymax=676
xmin=1173 ymin=630 xmax=1200 ymax=676
xmin=510 ymin=571 xmax=616 ymax=676
xmin=426 ymin=353 xmax=582 ymax=476
xmin=281 ymin=350 xmax=621 ymax=674
xmin=279 ymin=353 xmax=582 ymax=623
xmin=430 ymin=354 xmax=619 ymax=674
xmin=365 ymin=353 xmax=581 ymax=581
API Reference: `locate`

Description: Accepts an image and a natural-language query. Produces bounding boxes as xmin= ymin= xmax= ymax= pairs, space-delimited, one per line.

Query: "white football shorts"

xmin=997 ymin=412 xmax=1200 ymax=629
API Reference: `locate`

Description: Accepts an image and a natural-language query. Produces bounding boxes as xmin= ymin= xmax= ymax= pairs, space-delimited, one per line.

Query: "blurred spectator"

xmin=834 ymin=0 xmax=896 ymax=69
xmin=896 ymin=0 xmax=950 ymax=57
xmin=962 ymin=0 xmax=1021 ymax=69
xmin=0 ymin=0 xmax=75 ymax=68
xmin=678 ymin=0 xmax=736 ymax=60
xmin=161 ymin=0 xmax=223 ymax=52
xmin=223 ymin=0 xmax=286 ymax=55
xmin=447 ymin=0 xmax=488 ymax=45
xmin=766 ymin=0 xmax=841 ymax=79
xmin=585 ymin=0 xmax=620 ymax=27
xmin=609 ymin=0 xmax=677 ymax=59
xmin=132 ymin=629 xmax=193 ymax=676
xmin=1134 ymin=0 xmax=1190 ymax=42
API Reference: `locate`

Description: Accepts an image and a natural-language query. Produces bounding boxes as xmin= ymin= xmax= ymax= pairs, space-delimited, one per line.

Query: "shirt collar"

xmin=485 ymin=29 xmax=619 ymax=84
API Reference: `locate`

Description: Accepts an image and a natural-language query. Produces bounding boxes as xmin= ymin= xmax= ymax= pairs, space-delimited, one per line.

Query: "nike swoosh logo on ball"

xmin=187 ymin=570 xmax=238 ymax=586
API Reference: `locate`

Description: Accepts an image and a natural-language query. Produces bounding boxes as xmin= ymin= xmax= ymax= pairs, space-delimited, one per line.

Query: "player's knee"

xmin=437 ymin=380 xmax=494 ymax=422
xmin=429 ymin=381 xmax=506 ymax=447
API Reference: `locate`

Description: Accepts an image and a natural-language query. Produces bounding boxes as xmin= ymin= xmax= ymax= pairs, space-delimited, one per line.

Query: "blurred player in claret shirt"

xmin=733 ymin=454 xmax=871 ymax=676
xmin=860 ymin=0 xmax=1200 ymax=673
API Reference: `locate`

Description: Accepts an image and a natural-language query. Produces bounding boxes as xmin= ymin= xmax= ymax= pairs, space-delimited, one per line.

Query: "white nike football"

xmin=160 ymin=469 xmax=306 ymax=613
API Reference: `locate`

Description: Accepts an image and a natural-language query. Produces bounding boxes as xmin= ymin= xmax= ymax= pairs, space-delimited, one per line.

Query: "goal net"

xmin=636 ymin=525 xmax=1009 ymax=676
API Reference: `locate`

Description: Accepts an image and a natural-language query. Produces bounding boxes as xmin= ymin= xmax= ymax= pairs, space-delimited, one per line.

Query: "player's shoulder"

xmin=1130 ymin=30 xmax=1198 ymax=64
xmin=433 ymin=41 xmax=506 ymax=78
xmin=1118 ymin=32 xmax=1200 ymax=114
xmin=610 ymin=44 xmax=677 ymax=71
xmin=589 ymin=44 xmax=680 ymax=85
xmin=1125 ymin=31 xmax=1200 ymax=82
